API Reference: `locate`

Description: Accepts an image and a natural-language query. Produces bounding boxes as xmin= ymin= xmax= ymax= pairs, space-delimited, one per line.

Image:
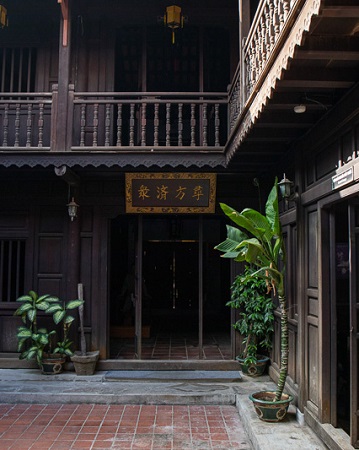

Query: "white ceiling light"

xmin=294 ymin=104 xmax=306 ymax=114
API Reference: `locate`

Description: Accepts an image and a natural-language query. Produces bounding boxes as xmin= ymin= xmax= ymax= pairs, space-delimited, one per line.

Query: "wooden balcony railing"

xmin=0 ymin=90 xmax=228 ymax=151
xmin=0 ymin=93 xmax=53 ymax=149
xmin=71 ymin=91 xmax=228 ymax=150
xmin=229 ymin=0 xmax=301 ymax=131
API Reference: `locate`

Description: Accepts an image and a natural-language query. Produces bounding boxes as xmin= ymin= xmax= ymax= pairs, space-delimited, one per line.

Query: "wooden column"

xmin=55 ymin=0 xmax=71 ymax=151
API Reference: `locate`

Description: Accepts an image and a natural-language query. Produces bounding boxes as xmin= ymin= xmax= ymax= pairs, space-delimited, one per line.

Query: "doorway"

xmin=109 ymin=215 xmax=231 ymax=361
xmin=327 ymin=200 xmax=359 ymax=446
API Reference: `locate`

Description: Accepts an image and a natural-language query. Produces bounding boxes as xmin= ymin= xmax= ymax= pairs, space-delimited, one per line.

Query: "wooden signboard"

xmin=125 ymin=173 xmax=216 ymax=213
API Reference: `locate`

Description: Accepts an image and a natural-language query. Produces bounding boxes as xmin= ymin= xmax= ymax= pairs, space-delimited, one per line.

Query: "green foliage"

xmin=229 ymin=266 xmax=274 ymax=366
xmin=215 ymin=178 xmax=289 ymax=402
xmin=14 ymin=291 xmax=84 ymax=366
xmin=215 ymin=180 xmax=286 ymax=298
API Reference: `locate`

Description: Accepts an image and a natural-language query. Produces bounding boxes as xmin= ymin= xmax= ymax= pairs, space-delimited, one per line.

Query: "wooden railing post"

xmin=66 ymin=84 xmax=75 ymax=150
xmin=50 ymin=84 xmax=58 ymax=151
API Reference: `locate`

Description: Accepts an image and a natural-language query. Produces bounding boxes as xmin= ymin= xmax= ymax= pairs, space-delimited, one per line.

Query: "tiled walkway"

xmin=0 ymin=404 xmax=252 ymax=450
xmin=111 ymin=332 xmax=232 ymax=360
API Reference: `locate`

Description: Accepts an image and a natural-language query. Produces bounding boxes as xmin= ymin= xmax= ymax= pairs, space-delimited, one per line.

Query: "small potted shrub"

xmin=14 ymin=291 xmax=83 ymax=374
xmin=229 ymin=265 xmax=274 ymax=376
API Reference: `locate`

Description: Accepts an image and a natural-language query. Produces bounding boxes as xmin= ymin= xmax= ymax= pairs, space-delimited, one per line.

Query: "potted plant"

xmin=215 ymin=178 xmax=293 ymax=422
xmin=229 ymin=265 xmax=274 ymax=376
xmin=14 ymin=291 xmax=83 ymax=374
xmin=70 ymin=283 xmax=99 ymax=375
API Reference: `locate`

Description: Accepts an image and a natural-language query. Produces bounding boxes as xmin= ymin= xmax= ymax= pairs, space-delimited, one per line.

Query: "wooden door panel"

xmin=349 ymin=204 xmax=359 ymax=448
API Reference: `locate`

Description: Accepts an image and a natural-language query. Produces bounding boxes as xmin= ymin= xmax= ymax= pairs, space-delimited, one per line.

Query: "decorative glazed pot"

xmin=249 ymin=391 xmax=293 ymax=422
xmin=71 ymin=350 xmax=99 ymax=376
xmin=236 ymin=355 xmax=269 ymax=377
xmin=41 ymin=354 xmax=66 ymax=375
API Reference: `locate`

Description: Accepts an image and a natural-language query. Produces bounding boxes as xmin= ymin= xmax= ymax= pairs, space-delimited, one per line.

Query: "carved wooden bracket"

xmin=58 ymin=0 xmax=69 ymax=47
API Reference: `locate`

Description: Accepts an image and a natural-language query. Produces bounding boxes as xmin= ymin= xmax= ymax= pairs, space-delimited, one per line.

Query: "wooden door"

xmin=349 ymin=203 xmax=359 ymax=448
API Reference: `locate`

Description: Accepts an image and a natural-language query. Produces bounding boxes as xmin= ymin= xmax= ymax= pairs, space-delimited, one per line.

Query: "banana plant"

xmin=215 ymin=179 xmax=288 ymax=402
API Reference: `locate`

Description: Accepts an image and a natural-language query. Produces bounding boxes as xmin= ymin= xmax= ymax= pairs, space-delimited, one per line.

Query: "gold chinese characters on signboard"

xmin=125 ymin=173 xmax=217 ymax=213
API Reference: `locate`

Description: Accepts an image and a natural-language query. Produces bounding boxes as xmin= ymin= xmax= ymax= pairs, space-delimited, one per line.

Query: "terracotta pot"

xmin=249 ymin=391 xmax=293 ymax=422
xmin=71 ymin=350 xmax=99 ymax=375
xmin=236 ymin=355 xmax=269 ymax=377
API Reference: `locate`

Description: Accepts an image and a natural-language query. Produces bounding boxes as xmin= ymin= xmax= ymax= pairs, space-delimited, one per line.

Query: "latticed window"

xmin=0 ymin=47 xmax=37 ymax=93
xmin=0 ymin=239 xmax=26 ymax=302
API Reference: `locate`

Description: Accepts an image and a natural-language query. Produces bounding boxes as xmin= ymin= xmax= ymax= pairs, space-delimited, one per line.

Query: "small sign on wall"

xmin=125 ymin=173 xmax=217 ymax=213
xmin=332 ymin=167 xmax=353 ymax=190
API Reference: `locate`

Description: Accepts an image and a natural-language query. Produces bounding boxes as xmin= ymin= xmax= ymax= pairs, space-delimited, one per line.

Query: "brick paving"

xmin=0 ymin=404 xmax=252 ymax=450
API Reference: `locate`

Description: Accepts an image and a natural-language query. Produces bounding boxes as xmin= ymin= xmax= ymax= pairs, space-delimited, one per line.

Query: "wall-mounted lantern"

xmin=0 ymin=5 xmax=8 ymax=28
xmin=278 ymin=174 xmax=299 ymax=204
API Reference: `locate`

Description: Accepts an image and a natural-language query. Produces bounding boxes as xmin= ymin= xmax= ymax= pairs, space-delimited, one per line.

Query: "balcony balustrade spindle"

xmin=92 ymin=104 xmax=99 ymax=147
xmin=154 ymin=103 xmax=159 ymax=147
xmin=80 ymin=104 xmax=86 ymax=147
xmin=178 ymin=103 xmax=183 ymax=147
xmin=141 ymin=103 xmax=146 ymax=146
xmin=129 ymin=103 xmax=135 ymax=146
xmin=166 ymin=103 xmax=171 ymax=146
xmin=191 ymin=104 xmax=196 ymax=146
xmin=2 ymin=104 xmax=8 ymax=146
xmin=105 ymin=103 xmax=111 ymax=147
xmin=38 ymin=103 xmax=44 ymax=147
xmin=26 ymin=104 xmax=32 ymax=147
xmin=202 ymin=103 xmax=208 ymax=147
xmin=116 ymin=104 xmax=122 ymax=146
xmin=14 ymin=104 xmax=20 ymax=147
xmin=215 ymin=104 xmax=220 ymax=147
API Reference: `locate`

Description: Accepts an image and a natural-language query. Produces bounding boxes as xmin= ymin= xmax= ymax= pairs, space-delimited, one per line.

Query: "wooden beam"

xmin=320 ymin=6 xmax=359 ymax=18
xmin=295 ymin=50 xmax=359 ymax=61
xmin=58 ymin=0 xmax=69 ymax=46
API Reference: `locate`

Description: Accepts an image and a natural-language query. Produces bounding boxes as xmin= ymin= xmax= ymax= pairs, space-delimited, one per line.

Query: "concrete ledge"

xmin=304 ymin=407 xmax=354 ymax=450
xmin=237 ymin=396 xmax=328 ymax=449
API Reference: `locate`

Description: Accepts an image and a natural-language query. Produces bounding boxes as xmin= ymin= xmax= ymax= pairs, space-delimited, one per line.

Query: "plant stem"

xmin=275 ymin=294 xmax=288 ymax=401
xmin=78 ymin=283 xmax=86 ymax=355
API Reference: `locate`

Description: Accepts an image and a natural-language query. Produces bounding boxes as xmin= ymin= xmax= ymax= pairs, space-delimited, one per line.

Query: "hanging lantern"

xmin=0 ymin=5 xmax=8 ymax=28
xmin=164 ymin=5 xmax=184 ymax=44
xmin=67 ymin=197 xmax=79 ymax=221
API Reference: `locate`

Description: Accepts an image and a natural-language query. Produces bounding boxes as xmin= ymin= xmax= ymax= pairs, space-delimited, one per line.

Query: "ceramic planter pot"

xmin=249 ymin=391 xmax=293 ymax=422
xmin=41 ymin=354 xmax=66 ymax=375
xmin=71 ymin=350 xmax=99 ymax=375
xmin=236 ymin=355 xmax=269 ymax=377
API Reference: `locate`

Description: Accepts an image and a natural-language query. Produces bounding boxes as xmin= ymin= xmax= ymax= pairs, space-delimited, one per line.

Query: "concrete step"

xmin=104 ymin=370 xmax=241 ymax=382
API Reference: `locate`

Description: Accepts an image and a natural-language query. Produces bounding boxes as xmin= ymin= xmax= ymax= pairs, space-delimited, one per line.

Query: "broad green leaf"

xmin=64 ymin=315 xmax=75 ymax=324
xmin=16 ymin=328 xmax=32 ymax=338
xmin=46 ymin=304 xmax=62 ymax=314
xmin=15 ymin=303 xmax=33 ymax=315
xmin=66 ymin=299 xmax=84 ymax=310
xmin=27 ymin=309 xmax=36 ymax=323
xmin=28 ymin=291 xmax=38 ymax=302
xmin=53 ymin=310 xmax=66 ymax=324
xmin=36 ymin=302 xmax=50 ymax=311
xmin=16 ymin=295 xmax=32 ymax=303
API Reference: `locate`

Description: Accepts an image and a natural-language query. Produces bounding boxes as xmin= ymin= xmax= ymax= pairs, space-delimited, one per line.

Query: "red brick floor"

xmin=0 ymin=404 xmax=252 ymax=450
xmin=111 ymin=332 xmax=232 ymax=360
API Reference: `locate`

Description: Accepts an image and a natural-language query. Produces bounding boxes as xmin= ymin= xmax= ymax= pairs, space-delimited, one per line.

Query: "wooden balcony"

xmin=0 ymin=90 xmax=228 ymax=153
